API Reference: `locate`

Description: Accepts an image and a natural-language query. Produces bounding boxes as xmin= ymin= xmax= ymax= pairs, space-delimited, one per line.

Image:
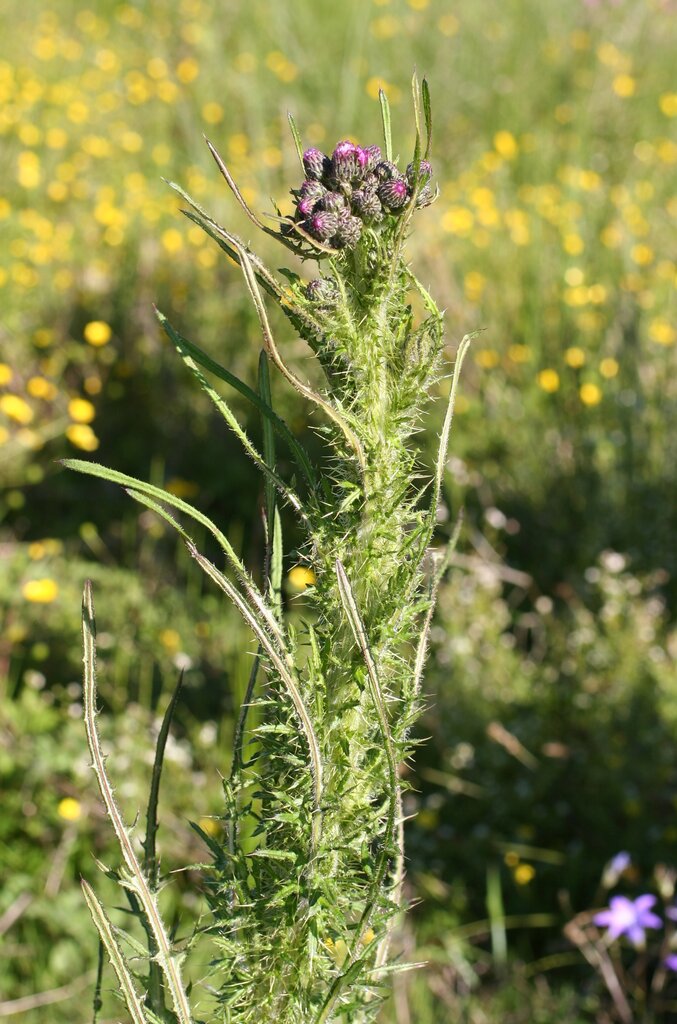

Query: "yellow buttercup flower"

xmin=514 ymin=863 xmax=535 ymax=885
xmin=66 ymin=424 xmax=99 ymax=451
xmin=0 ymin=363 xmax=12 ymax=386
xmin=58 ymin=797 xmax=82 ymax=821
xmin=0 ymin=394 xmax=33 ymax=424
xmin=84 ymin=320 xmax=112 ymax=346
xmin=565 ymin=347 xmax=586 ymax=368
xmin=23 ymin=577 xmax=59 ymax=603
xmin=68 ymin=398 xmax=96 ymax=423
xmin=537 ymin=369 xmax=560 ymax=393
xmin=580 ymin=383 xmax=602 ymax=406
xmin=288 ymin=566 xmax=316 ymax=590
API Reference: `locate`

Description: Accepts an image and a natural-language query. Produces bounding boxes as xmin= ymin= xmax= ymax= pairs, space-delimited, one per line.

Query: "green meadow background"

xmin=1 ymin=0 xmax=675 ymax=1020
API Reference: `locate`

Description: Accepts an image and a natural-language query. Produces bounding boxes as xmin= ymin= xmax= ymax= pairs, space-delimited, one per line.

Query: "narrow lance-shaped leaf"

xmin=64 ymin=458 xmax=284 ymax=650
xmin=81 ymin=582 xmax=194 ymax=1024
xmin=422 ymin=76 xmax=433 ymax=158
xmin=379 ymin=88 xmax=393 ymax=162
xmin=81 ymin=880 xmax=147 ymax=1024
xmin=186 ymin=543 xmax=324 ymax=853
xmin=156 ymin=307 xmax=317 ymax=491
xmin=287 ymin=111 xmax=305 ymax=169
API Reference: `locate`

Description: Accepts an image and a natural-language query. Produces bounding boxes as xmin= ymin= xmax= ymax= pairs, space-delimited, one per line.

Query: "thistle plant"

xmin=66 ymin=77 xmax=472 ymax=1023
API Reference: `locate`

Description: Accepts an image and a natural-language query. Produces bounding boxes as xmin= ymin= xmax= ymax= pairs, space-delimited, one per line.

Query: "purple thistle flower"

xmin=334 ymin=211 xmax=363 ymax=248
xmin=378 ymin=176 xmax=411 ymax=211
xmin=362 ymin=144 xmax=382 ymax=171
xmin=303 ymin=147 xmax=328 ymax=181
xmin=331 ymin=140 xmax=368 ymax=184
xmin=297 ymin=197 xmax=316 ymax=218
xmin=306 ymin=210 xmax=339 ymax=242
xmin=593 ymin=894 xmax=662 ymax=947
xmin=406 ymin=158 xmax=433 ymax=185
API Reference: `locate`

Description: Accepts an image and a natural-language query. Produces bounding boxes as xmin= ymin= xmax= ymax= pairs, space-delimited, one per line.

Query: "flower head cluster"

xmin=291 ymin=140 xmax=435 ymax=250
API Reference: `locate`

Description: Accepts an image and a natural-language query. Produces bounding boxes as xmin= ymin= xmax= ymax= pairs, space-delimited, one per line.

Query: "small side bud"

xmin=406 ymin=159 xmax=433 ymax=185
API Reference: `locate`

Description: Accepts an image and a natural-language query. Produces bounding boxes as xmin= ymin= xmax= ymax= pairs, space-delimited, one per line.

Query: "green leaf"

xmin=422 ymin=77 xmax=433 ymax=157
xmin=379 ymin=88 xmax=393 ymax=162
xmin=287 ymin=112 xmax=305 ymax=169
xmin=156 ymin=308 xmax=317 ymax=492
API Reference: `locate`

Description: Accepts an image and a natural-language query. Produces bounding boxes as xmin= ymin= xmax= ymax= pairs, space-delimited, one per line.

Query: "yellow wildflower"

xmin=648 ymin=318 xmax=675 ymax=346
xmin=538 ymin=369 xmax=560 ymax=393
xmin=600 ymin=358 xmax=619 ymax=378
xmin=84 ymin=320 xmax=112 ymax=346
xmin=23 ymin=577 xmax=59 ymax=603
xmin=514 ymin=864 xmax=535 ymax=885
xmin=0 ymin=363 xmax=13 ymax=385
xmin=1 ymin=394 xmax=33 ymax=424
xmin=493 ymin=130 xmax=518 ymax=160
xmin=159 ymin=628 xmax=181 ymax=652
xmin=659 ymin=93 xmax=677 ymax=118
xmin=66 ymin=424 xmax=99 ymax=451
xmin=58 ymin=797 xmax=81 ymax=821
xmin=565 ymin=347 xmax=586 ymax=368
xmin=67 ymin=398 xmax=95 ymax=423
xmin=613 ymin=74 xmax=636 ymax=98
xmin=580 ymin=383 xmax=602 ymax=406
xmin=288 ymin=566 xmax=316 ymax=590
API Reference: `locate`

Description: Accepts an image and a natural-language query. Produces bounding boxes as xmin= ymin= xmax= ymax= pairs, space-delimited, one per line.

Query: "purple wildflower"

xmin=331 ymin=140 xmax=368 ymax=183
xmin=362 ymin=144 xmax=382 ymax=171
xmin=299 ymin=180 xmax=327 ymax=203
xmin=593 ymin=894 xmax=662 ymax=947
xmin=665 ymin=955 xmax=677 ymax=971
xmin=665 ymin=904 xmax=677 ymax=922
xmin=378 ymin=176 xmax=410 ymax=211
xmin=306 ymin=210 xmax=339 ymax=242
xmin=602 ymin=851 xmax=631 ymax=888
xmin=303 ymin=147 xmax=328 ymax=181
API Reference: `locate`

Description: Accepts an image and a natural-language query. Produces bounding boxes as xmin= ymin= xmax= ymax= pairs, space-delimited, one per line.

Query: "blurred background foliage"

xmin=0 ymin=0 xmax=675 ymax=1020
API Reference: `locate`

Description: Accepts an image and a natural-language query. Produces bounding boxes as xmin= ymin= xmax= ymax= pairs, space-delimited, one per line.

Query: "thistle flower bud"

xmin=305 ymin=277 xmax=338 ymax=303
xmin=415 ymin=184 xmax=437 ymax=209
xmin=406 ymin=159 xmax=433 ymax=185
xmin=374 ymin=160 xmax=399 ymax=182
xmin=303 ymin=147 xmax=328 ymax=181
xmin=378 ymin=176 xmax=410 ymax=210
xmin=363 ymin=144 xmax=382 ymax=170
xmin=351 ymin=186 xmax=383 ymax=223
xmin=321 ymin=191 xmax=347 ymax=214
xmin=331 ymin=140 xmax=368 ymax=184
xmin=334 ymin=211 xmax=363 ymax=248
xmin=306 ymin=210 xmax=339 ymax=242
xmin=300 ymin=179 xmax=327 ymax=203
